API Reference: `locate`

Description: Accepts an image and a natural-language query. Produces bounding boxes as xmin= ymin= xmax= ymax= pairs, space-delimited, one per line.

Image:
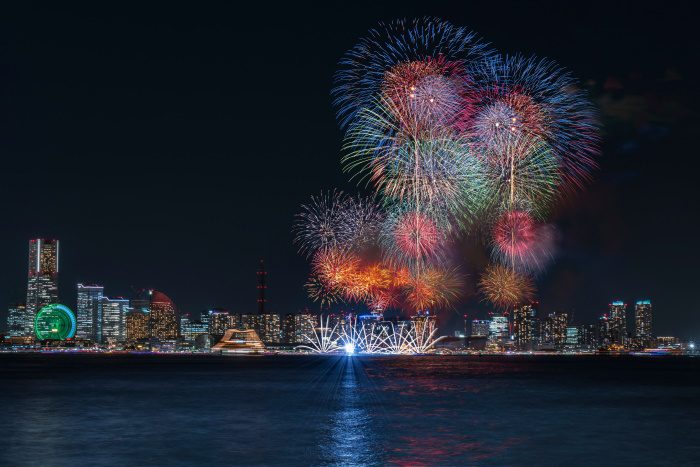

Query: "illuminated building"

xmin=609 ymin=300 xmax=627 ymax=346
xmin=101 ymin=297 xmax=129 ymax=344
xmin=149 ymin=290 xmax=178 ymax=340
xmin=240 ymin=314 xmax=258 ymax=331
xmin=513 ymin=304 xmax=537 ymax=350
xmin=656 ymin=336 xmax=679 ymax=348
xmin=208 ymin=309 xmax=232 ymax=339
xmin=76 ymin=283 xmax=104 ymax=341
xmin=34 ymin=304 xmax=76 ymax=341
xmin=294 ymin=313 xmax=317 ymax=343
xmin=6 ymin=303 xmax=27 ymax=337
xmin=471 ymin=319 xmax=490 ymax=337
xmin=578 ymin=324 xmax=597 ymax=350
xmin=635 ymin=300 xmax=653 ymax=348
xmin=282 ymin=313 xmax=296 ymax=344
xmin=180 ymin=314 xmax=208 ymax=342
xmin=539 ymin=312 xmax=567 ymax=349
xmin=211 ymin=329 xmax=265 ymax=354
xmin=125 ymin=310 xmax=149 ymax=341
xmin=25 ymin=239 xmax=60 ymax=336
xmin=488 ymin=316 xmax=509 ymax=347
xmin=598 ymin=314 xmax=612 ymax=347
xmin=565 ymin=326 xmax=579 ymax=351
xmin=259 ymin=314 xmax=282 ymax=343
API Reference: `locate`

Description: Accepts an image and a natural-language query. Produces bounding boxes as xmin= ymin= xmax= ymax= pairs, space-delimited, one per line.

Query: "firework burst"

xmin=491 ymin=210 xmax=556 ymax=273
xmin=479 ymin=263 xmax=535 ymax=309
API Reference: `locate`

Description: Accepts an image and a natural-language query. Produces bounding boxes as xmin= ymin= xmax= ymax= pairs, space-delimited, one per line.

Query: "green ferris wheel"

xmin=34 ymin=304 xmax=77 ymax=340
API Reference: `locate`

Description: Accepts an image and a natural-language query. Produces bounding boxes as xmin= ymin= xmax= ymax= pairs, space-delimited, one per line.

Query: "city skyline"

xmin=2 ymin=237 xmax=678 ymax=343
xmin=2 ymin=3 xmax=698 ymax=337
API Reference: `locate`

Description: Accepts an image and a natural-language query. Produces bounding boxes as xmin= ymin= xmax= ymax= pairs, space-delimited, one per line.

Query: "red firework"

xmin=493 ymin=210 xmax=536 ymax=258
xmin=393 ymin=211 xmax=440 ymax=259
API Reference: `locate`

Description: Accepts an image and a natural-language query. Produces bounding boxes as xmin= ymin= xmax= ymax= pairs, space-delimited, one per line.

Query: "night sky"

xmin=2 ymin=2 xmax=698 ymax=337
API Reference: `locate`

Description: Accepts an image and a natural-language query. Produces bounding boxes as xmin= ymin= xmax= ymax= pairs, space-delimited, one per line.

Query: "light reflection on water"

xmin=1 ymin=354 xmax=700 ymax=466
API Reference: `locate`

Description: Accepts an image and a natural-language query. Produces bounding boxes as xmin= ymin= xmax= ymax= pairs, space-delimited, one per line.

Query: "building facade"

xmin=513 ymin=304 xmax=537 ymax=350
xmin=634 ymin=299 xmax=653 ymax=348
xmin=6 ymin=303 xmax=27 ymax=337
xmin=101 ymin=297 xmax=129 ymax=344
xmin=76 ymin=283 xmax=104 ymax=341
xmin=24 ymin=239 xmax=60 ymax=335
xmin=609 ymin=300 xmax=627 ymax=346
xmin=125 ymin=310 xmax=149 ymax=341
xmin=149 ymin=290 xmax=178 ymax=340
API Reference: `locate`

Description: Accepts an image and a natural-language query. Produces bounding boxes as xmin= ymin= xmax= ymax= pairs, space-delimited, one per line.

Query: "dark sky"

xmin=2 ymin=2 xmax=698 ymax=337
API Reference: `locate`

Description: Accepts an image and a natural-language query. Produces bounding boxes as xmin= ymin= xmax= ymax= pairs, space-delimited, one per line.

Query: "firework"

xmin=479 ymin=263 xmax=535 ymax=309
xmin=403 ymin=267 xmax=463 ymax=312
xmin=491 ymin=210 xmax=556 ymax=273
xmin=333 ymin=17 xmax=490 ymax=129
xmin=381 ymin=207 xmax=446 ymax=266
xmin=465 ymin=54 xmax=600 ymax=194
xmin=293 ymin=190 xmax=351 ymax=257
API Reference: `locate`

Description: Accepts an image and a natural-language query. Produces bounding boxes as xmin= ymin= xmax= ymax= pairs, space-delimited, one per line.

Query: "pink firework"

xmin=492 ymin=210 xmax=555 ymax=272
xmin=393 ymin=211 xmax=440 ymax=260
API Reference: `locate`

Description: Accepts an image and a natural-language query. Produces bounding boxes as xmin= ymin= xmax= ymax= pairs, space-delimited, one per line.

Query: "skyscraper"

xmin=540 ymin=312 xmax=568 ymax=349
xmin=101 ymin=297 xmax=129 ymax=344
xmin=24 ymin=239 xmax=59 ymax=335
xmin=471 ymin=319 xmax=490 ymax=337
xmin=125 ymin=310 xmax=149 ymax=341
xmin=635 ymin=299 xmax=653 ymax=348
xmin=513 ymin=304 xmax=537 ymax=350
xmin=6 ymin=303 xmax=27 ymax=337
xmin=149 ymin=290 xmax=178 ymax=340
xmin=76 ymin=283 xmax=104 ymax=341
xmin=609 ymin=300 xmax=627 ymax=346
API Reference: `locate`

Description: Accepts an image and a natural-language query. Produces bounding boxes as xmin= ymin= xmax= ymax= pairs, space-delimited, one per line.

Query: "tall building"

xmin=6 ymin=303 xmax=27 ymax=337
xmin=635 ymin=300 xmax=653 ymax=348
xmin=471 ymin=319 xmax=490 ymax=337
xmin=513 ymin=304 xmax=537 ymax=351
xmin=125 ymin=310 xmax=149 ymax=341
xmin=101 ymin=297 xmax=129 ymax=344
xmin=294 ymin=313 xmax=317 ymax=343
xmin=609 ymin=300 xmax=627 ymax=346
xmin=488 ymin=316 xmax=509 ymax=346
xmin=180 ymin=314 xmax=208 ymax=342
xmin=282 ymin=313 xmax=296 ymax=344
xmin=540 ymin=312 xmax=568 ymax=349
xmin=565 ymin=326 xmax=580 ymax=351
xmin=149 ymin=290 xmax=178 ymax=340
xmin=598 ymin=314 xmax=612 ymax=347
xmin=259 ymin=314 xmax=282 ymax=343
xmin=76 ymin=283 xmax=104 ymax=341
xmin=24 ymin=239 xmax=60 ymax=335
xmin=578 ymin=324 xmax=597 ymax=350
xmin=208 ymin=309 xmax=231 ymax=339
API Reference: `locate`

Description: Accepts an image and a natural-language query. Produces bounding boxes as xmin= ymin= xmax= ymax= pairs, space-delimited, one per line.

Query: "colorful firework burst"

xmin=478 ymin=263 xmax=535 ymax=309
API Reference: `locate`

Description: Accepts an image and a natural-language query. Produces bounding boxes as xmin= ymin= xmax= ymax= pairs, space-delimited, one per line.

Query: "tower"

xmin=76 ymin=283 xmax=104 ymax=341
xmin=25 ymin=239 xmax=60 ymax=336
xmin=149 ymin=290 xmax=178 ymax=340
xmin=635 ymin=300 xmax=653 ymax=348
xmin=609 ymin=300 xmax=627 ymax=346
xmin=257 ymin=259 xmax=266 ymax=315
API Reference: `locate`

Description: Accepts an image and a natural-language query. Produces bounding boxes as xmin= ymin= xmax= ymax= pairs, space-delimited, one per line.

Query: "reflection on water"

xmin=1 ymin=354 xmax=700 ymax=466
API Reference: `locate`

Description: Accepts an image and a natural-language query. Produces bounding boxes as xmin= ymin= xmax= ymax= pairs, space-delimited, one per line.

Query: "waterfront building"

xmin=635 ymin=300 xmax=653 ymax=348
xmin=34 ymin=304 xmax=76 ymax=341
xmin=211 ymin=329 xmax=265 ymax=354
xmin=513 ymin=304 xmax=537 ymax=351
xmin=125 ymin=310 xmax=149 ymax=341
xmin=180 ymin=314 xmax=208 ymax=342
xmin=598 ymin=314 xmax=613 ymax=347
xmin=240 ymin=313 xmax=258 ymax=331
xmin=294 ymin=313 xmax=317 ymax=343
xmin=471 ymin=319 xmax=490 ymax=337
xmin=609 ymin=300 xmax=627 ymax=346
xmin=6 ymin=303 xmax=27 ymax=337
xmin=488 ymin=316 xmax=509 ymax=347
xmin=76 ymin=283 xmax=104 ymax=341
xmin=149 ymin=290 xmax=178 ymax=340
xmin=578 ymin=324 xmax=597 ymax=350
xmin=282 ymin=313 xmax=296 ymax=344
xmin=258 ymin=313 xmax=282 ymax=343
xmin=25 ymin=239 xmax=60 ymax=335
xmin=656 ymin=336 xmax=679 ymax=348
xmin=208 ymin=309 xmax=231 ymax=340
xmin=565 ymin=326 xmax=580 ymax=351
xmin=540 ymin=312 xmax=568 ymax=349
xmin=101 ymin=297 xmax=129 ymax=344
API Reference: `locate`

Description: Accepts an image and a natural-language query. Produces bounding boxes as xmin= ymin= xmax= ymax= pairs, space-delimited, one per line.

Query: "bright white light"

xmin=343 ymin=342 xmax=355 ymax=355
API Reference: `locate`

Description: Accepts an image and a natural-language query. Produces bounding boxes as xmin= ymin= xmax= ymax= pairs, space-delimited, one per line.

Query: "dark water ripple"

xmin=1 ymin=354 xmax=699 ymax=466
